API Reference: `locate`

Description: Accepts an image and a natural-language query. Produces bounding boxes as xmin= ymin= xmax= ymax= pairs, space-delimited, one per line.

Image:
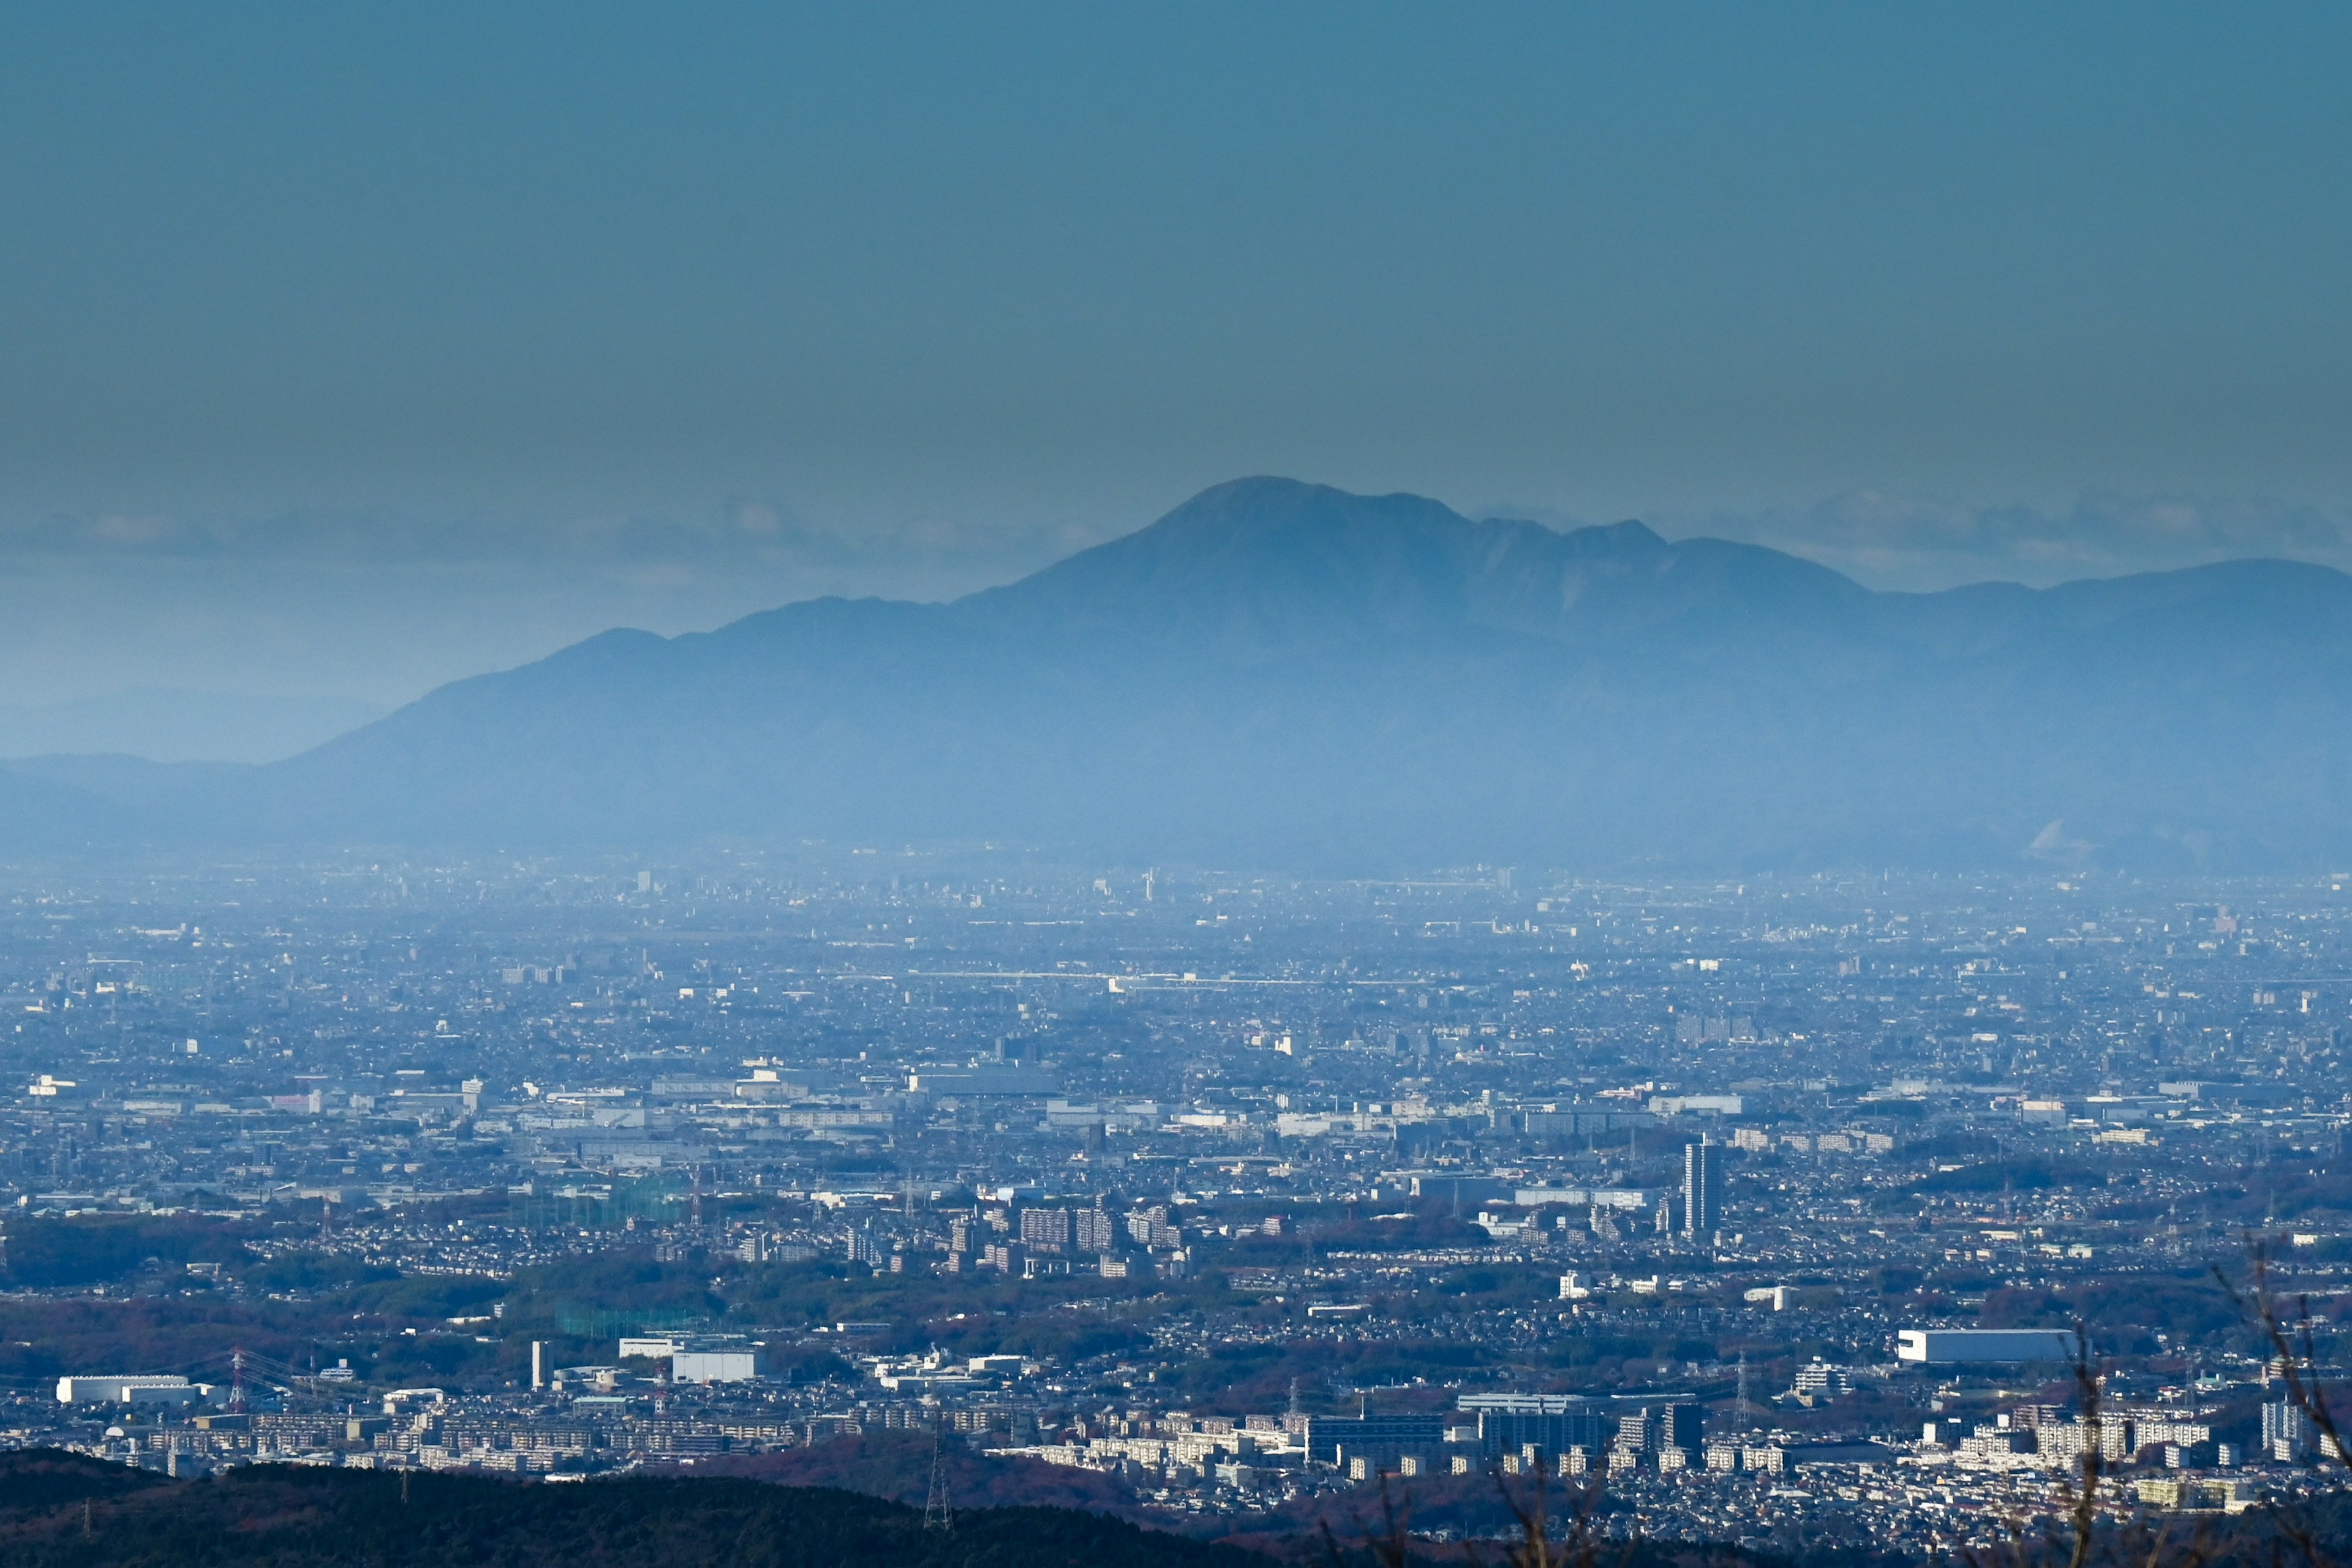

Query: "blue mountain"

xmin=12 ymin=477 xmax=2352 ymax=871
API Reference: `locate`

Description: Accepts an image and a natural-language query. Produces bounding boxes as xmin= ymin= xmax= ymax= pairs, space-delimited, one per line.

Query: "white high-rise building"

xmin=1682 ymin=1136 xmax=1722 ymax=1237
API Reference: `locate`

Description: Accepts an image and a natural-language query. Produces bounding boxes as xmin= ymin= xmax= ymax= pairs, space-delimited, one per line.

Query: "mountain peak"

xmin=24 ymin=477 xmax=2352 ymax=872
xmin=960 ymin=477 xmax=1497 ymax=641
xmin=1562 ymin=516 xmax=1668 ymax=552
xmin=1117 ymin=475 xmax=1479 ymax=556
xmin=967 ymin=478 xmax=1869 ymax=654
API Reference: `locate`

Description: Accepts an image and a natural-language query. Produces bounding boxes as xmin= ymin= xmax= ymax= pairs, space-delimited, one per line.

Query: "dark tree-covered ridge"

xmin=0 ymin=1450 xmax=1266 ymax=1568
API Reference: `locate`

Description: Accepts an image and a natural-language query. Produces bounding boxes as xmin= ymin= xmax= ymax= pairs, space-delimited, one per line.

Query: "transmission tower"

xmin=922 ymin=1420 xmax=954 ymax=1534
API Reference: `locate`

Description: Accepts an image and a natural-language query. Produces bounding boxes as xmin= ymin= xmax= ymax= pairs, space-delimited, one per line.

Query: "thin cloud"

xmin=0 ymin=500 xmax=1110 ymax=589
xmin=1665 ymin=492 xmax=2352 ymax=590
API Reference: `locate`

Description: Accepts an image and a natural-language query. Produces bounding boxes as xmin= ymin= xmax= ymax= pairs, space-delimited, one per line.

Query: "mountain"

xmin=15 ymin=476 xmax=2352 ymax=870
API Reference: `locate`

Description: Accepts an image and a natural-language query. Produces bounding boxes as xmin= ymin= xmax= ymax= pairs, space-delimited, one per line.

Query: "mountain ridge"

xmin=9 ymin=476 xmax=2352 ymax=872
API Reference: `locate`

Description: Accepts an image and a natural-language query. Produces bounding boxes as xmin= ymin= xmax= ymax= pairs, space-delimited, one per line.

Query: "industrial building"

xmin=1896 ymin=1329 xmax=2082 ymax=1363
xmin=55 ymin=1376 xmax=213 ymax=1406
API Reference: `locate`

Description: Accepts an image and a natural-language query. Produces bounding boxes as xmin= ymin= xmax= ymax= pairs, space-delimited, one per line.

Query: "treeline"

xmin=5 ymin=1446 xmax=2349 ymax=1568
xmin=702 ymin=1430 xmax=1147 ymax=1519
xmin=0 ymin=1450 xmax=1264 ymax=1568
xmin=2 ymin=1213 xmax=262 ymax=1289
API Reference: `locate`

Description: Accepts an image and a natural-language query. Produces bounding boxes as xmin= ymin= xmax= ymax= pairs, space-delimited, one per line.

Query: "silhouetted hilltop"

xmin=0 ymin=1449 xmax=1259 ymax=1568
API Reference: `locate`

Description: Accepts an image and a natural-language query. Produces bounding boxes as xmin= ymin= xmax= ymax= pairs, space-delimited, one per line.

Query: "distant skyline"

xmin=2 ymin=3 xmax=2350 ymax=726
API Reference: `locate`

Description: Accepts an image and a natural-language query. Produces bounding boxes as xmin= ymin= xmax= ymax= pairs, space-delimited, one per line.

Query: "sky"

xmin=2 ymin=4 xmax=2350 ymax=753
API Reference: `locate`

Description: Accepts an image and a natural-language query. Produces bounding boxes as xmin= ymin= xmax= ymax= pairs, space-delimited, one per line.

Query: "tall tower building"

xmin=1682 ymin=1137 xmax=1722 ymax=1237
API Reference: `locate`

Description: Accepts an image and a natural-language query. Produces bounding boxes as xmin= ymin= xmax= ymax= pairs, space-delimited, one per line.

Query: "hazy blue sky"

xmin=2 ymin=3 xmax=2350 ymax=736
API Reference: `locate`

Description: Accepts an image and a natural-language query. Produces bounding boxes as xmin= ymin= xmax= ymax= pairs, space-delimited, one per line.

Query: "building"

xmin=1897 ymin=1329 xmax=2081 ymax=1363
xmin=2264 ymin=1400 xmax=2315 ymax=1460
xmin=905 ymin=1068 xmax=1055 ymax=1096
xmin=1076 ymin=1208 xmax=1118 ymax=1253
xmin=1519 ymin=1107 xmax=1656 ymax=1139
xmin=2038 ymin=1416 xmax=2132 ymax=1465
xmin=2134 ymin=1477 xmax=2260 ymax=1511
xmin=1651 ymin=1095 xmax=1743 ymax=1117
xmin=1606 ymin=1402 xmax=1702 ymax=1458
xmin=1458 ymin=1393 xmax=1599 ymax=1414
xmin=1127 ymin=1206 xmax=1182 ymax=1248
xmin=1793 ymin=1360 xmax=1852 ymax=1396
xmin=56 ymin=1376 xmax=209 ymax=1406
xmin=1961 ymin=1428 xmax=2032 ymax=1460
xmin=1019 ymin=1207 xmax=1072 ymax=1251
xmin=618 ymin=1336 xmax=684 ymax=1360
xmin=1662 ymin=1401 xmax=1704 ymax=1452
xmin=672 ymin=1349 xmax=761 ymax=1383
xmin=1403 ymin=1174 xmax=1510 ymax=1205
xmin=1460 ymin=1395 xmax=1613 ymax=1457
xmin=1302 ymin=1415 xmax=1446 ymax=1468
xmin=1682 ymin=1137 xmax=1722 ymax=1237
xmin=1515 ymin=1186 xmax=1651 ymax=1211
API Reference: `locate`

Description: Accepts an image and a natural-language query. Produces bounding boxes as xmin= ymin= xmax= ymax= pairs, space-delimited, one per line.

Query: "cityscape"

xmin=5 ymin=7 xmax=2352 ymax=1565
xmin=2 ymin=854 xmax=2346 ymax=1553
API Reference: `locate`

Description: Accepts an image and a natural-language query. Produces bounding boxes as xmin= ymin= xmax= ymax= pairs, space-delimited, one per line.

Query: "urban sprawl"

xmin=1 ymin=855 xmax=2346 ymax=1553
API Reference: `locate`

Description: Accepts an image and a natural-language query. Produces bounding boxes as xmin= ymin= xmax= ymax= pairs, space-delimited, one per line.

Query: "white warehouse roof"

xmin=1896 ymin=1329 xmax=2081 ymax=1363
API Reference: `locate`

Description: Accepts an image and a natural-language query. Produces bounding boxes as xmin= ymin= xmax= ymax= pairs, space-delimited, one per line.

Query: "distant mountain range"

xmin=9 ymin=476 xmax=2352 ymax=871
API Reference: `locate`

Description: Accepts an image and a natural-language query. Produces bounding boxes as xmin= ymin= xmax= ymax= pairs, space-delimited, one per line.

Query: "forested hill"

xmin=0 ymin=1450 xmax=1262 ymax=1568
xmin=12 ymin=1447 xmax=2352 ymax=1568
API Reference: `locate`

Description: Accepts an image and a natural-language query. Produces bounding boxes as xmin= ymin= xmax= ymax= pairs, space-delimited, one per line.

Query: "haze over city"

xmin=1 ymin=7 xmax=2350 ymax=1568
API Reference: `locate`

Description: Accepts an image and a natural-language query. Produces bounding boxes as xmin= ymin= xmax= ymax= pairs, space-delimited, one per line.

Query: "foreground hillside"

xmin=0 ymin=1450 xmax=1261 ymax=1568
xmin=695 ymin=1430 xmax=1150 ymax=1520
xmin=10 ymin=1446 xmax=2352 ymax=1568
